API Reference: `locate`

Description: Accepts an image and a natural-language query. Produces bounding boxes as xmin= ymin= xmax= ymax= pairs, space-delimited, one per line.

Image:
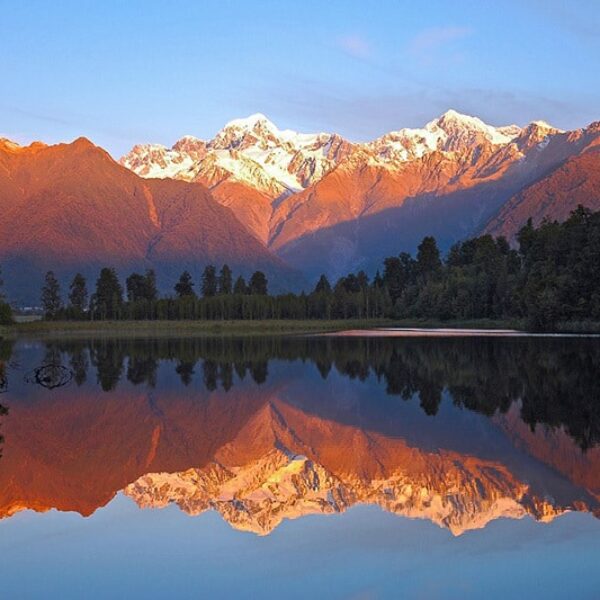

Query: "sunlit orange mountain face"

xmin=3 ymin=110 xmax=600 ymax=303
xmin=0 ymin=136 xmax=298 ymax=304
xmin=120 ymin=111 xmax=600 ymax=280
xmin=1 ymin=336 xmax=599 ymax=536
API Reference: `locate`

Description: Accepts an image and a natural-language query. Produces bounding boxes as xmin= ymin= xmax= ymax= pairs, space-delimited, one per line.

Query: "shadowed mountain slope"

xmin=485 ymin=126 xmax=600 ymax=242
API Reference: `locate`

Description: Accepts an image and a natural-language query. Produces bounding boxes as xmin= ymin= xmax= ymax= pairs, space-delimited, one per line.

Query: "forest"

xmin=2 ymin=206 xmax=599 ymax=331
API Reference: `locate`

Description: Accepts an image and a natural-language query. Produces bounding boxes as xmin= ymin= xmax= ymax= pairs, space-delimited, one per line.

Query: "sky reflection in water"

xmin=0 ymin=335 xmax=599 ymax=598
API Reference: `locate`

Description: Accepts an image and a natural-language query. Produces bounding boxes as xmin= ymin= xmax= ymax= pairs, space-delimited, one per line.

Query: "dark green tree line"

xmin=41 ymin=207 xmax=600 ymax=329
xmin=0 ymin=266 xmax=12 ymax=325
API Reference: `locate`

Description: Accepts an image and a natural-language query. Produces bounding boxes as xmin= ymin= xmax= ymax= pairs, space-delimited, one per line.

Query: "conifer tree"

xmin=0 ymin=265 xmax=12 ymax=325
xmin=249 ymin=271 xmax=268 ymax=295
xmin=201 ymin=265 xmax=218 ymax=297
xmin=314 ymin=274 xmax=331 ymax=294
xmin=233 ymin=275 xmax=247 ymax=295
xmin=41 ymin=271 xmax=62 ymax=320
xmin=218 ymin=265 xmax=233 ymax=295
xmin=92 ymin=268 xmax=123 ymax=320
xmin=126 ymin=273 xmax=146 ymax=303
xmin=416 ymin=236 xmax=442 ymax=278
xmin=68 ymin=273 xmax=88 ymax=314
xmin=174 ymin=271 xmax=195 ymax=297
xmin=144 ymin=269 xmax=158 ymax=302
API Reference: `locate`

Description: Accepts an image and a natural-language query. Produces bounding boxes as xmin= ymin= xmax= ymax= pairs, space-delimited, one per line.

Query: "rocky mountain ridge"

xmin=120 ymin=111 xmax=600 ymax=278
xmin=3 ymin=109 xmax=600 ymax=301
xmin=0 ymin=136 xmax=297 ymax=304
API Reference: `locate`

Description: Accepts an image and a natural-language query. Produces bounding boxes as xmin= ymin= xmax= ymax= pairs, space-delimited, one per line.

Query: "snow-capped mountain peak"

xmin=0 ymin=138 xmax=22 ymax=152
xmin=223 ymin=112 xmax=275 ymax=130
xmin=120 ymin=110 xmax=563 ymax=201
xmin=212 ymin=113 xmax=290 ymax=152
xmin=365 ymin=109 xmax=523 ymax=163
xmin=531 ymin=119 xmax=560 ymax=131
xmin=426 ymin=109 xmax=522 ymax=148
xmin=430 ymin=108 xmax=489 ymax=128
xmin=172 ymin=135 xmax=206 ymax=153
xmin=508 ymin=120 xmax=563 ymax=152
xmin=121 ymin=114 xmax=354 ymax=197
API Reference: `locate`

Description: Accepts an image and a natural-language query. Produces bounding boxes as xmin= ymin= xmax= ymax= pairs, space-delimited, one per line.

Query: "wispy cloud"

xmin=2 ymin=104 xmax=73 ymax=126
xmin=335 ymin=34 xmax=372 ymax=59
xmin=518 ymin=0 xmax=600 ymax=42
xmin=407 ymin=26 xmax=471 ymax=65
xmin=408 ymin=26 xmax=471 ymax=54
xmin=0 ymin=103 xmax=170 ymax=157
xmin=243 ymin=77 xmax=597 ymax=142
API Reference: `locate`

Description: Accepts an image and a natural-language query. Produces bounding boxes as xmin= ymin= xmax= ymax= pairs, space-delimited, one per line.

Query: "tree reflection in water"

xmin=13 ymin=335 xmax=600 ymax=451
xmin=0 ymin=338 xmax=11 ymax=457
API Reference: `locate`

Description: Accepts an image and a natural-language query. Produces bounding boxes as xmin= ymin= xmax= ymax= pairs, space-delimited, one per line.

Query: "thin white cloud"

xmin=518 ymin=0 xmax=600 ymax=41
xmin=408 ymin=26 xmax=471 ymax=63
xmin=335 ymin=34 xmax=372 ymax=59
xmin=245 ymin=78 xmax=598 ymax=141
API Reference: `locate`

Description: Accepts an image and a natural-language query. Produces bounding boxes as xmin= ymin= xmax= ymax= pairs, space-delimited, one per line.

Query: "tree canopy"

xmin=41 ymin=271 xmax=62 ymax=320
xmin=38 ymin=206 xmax=600 ymax=330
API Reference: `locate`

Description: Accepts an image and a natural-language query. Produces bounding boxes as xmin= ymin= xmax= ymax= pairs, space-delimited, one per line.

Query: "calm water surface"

xmin=0 ymin=335 xmax=599 ymax=599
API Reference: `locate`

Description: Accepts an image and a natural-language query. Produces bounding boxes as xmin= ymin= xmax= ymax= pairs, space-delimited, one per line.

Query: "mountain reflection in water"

xmin=0 ymin=335 xmax=599 ymax=535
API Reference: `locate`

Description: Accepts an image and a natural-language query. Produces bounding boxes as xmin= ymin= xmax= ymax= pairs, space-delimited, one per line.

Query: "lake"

xmin=1 ymin=333 xmax=599 ymax=599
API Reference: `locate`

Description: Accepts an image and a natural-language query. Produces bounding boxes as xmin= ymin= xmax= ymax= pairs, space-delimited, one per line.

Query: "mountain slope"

xmin=0 ymin=137 xmax=298 ymax=304
xmin=121 ymin=110 xmax=600 ymax=281
xmin=484 ymin=125 xmax=600 ymax=242
xmin=271 ymin=120 xmax=596 ymax=278
xmin=208 ymin=179 xmax=275 ymax=244
xmin=4 ymin=110 xmax=598 ymax=300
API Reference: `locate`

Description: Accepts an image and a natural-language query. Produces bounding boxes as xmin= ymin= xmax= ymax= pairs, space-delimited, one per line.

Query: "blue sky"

xmin=1 ymin=0 xmax=599 ymax=156
xmin=2 ymin=500 xmax=600 ymax=599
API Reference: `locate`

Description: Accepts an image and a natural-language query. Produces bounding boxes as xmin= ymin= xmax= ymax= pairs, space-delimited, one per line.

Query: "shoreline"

xmin=0 ymin=317 xmax=525 ymax=339
xmin=1 ymin=318 xmax=395 ymax=339
xmin=3 ymin=318 xmax=600 ymax=339
xmin=325 ymin=327 xmax=600 ymax=338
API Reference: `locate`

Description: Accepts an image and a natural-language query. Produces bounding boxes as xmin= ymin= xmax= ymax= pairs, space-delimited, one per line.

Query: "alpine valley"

xmin=3 ymin=109 xmax=600 ymax=304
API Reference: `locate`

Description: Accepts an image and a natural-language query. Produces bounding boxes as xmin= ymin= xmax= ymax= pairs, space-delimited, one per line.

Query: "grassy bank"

xmin=0 ymin=317 xmax=532 ymax=339
xmin=3 ymin=319 xmax=393 ymax=339
xmin=4 ymin=318 xmax=600 ymax=339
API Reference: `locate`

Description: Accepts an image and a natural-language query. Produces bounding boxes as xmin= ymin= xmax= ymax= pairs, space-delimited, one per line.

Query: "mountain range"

xmin=0 ymin=136 xmax=296 ymax=304
xmin=3 ymin=109 xmax=600 ymax=303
